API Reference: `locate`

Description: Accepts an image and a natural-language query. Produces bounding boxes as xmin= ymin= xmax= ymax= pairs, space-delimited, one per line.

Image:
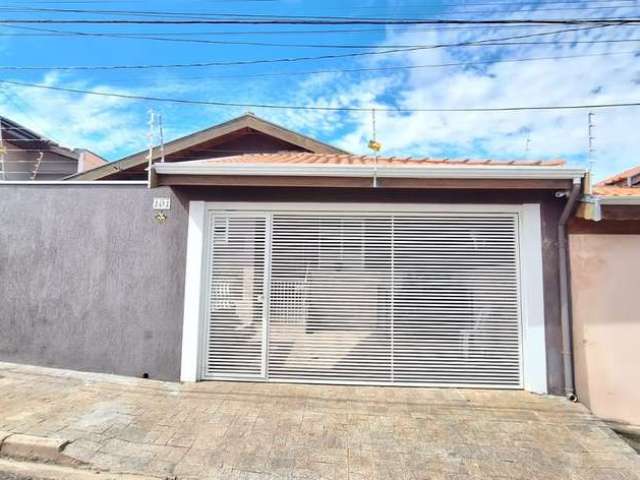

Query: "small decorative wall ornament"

xmin=154 ymin=211 xmax=167 ymax=224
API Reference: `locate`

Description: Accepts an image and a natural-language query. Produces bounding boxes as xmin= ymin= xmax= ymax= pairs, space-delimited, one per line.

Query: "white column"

xmin=180 ymin=201 xmax=206 ymax=382
xmin=520 ymin=203 xmax=548 ymax=394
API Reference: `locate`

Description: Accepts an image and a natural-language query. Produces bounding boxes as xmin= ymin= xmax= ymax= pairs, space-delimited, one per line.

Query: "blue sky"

xmin=0 ymin=0 xmax=639 ymax=180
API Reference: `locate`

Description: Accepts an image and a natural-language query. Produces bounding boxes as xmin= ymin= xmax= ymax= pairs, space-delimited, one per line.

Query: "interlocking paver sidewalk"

xmin=0 ymin=362 xmax=638 ymax=480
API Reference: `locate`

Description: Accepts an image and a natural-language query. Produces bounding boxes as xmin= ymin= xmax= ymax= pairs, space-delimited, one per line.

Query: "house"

xmin=0 ymin=116 xmax=106 ymax=181
xmin=570 ymin=167 xmax=640 ymax=425
xmin=0 ymin=114 xmax=586 ymax=398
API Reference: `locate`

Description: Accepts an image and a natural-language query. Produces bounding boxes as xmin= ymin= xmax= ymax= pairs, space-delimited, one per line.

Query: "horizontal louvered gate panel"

xmin=203 ymin=210 xmax=523 ymax=388
xmin=391 ymin=216 xmax=521 ymax=387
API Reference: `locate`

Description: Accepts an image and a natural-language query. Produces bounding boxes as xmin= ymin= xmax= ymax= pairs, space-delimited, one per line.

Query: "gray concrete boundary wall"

xmin=0 ymin=184 xmax=188 ymax=381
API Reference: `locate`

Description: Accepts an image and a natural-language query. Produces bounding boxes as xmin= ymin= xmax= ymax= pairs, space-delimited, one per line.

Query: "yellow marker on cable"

xmin=368 ymin=139 xmax=382 ymax=152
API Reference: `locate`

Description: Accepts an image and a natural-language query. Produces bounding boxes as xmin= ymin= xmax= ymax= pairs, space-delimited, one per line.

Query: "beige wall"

xmin=570 ymin=233 xmax=640 ymax=425
xmin=78 ymin=150 xmax=106 ymax=172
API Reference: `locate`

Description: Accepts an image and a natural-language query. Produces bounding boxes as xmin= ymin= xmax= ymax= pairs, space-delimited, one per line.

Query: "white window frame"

xmin=180 ymin=201 xmax=547 ymax=393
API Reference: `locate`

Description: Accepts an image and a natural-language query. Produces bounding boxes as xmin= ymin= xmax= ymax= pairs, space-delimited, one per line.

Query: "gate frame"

xmin=180 ymin=201 xmax=547 ymax=394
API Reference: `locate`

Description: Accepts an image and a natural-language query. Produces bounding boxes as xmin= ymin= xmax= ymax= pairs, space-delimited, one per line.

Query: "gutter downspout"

xmin=558 ymin=177 xmax=582 ymax=402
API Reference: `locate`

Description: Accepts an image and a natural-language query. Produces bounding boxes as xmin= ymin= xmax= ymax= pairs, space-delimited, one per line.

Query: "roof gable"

xmin=68 ymin=113 xmax=347 ymax=181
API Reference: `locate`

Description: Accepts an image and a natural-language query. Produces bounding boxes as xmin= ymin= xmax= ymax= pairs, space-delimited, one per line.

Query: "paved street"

xmin=0 ymin=473 xmax=36 ymax=480
xmin=0 ymin=362 xmax=638 ymax=480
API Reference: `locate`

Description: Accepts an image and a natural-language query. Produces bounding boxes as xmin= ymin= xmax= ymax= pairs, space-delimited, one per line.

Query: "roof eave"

xmin=152 ymin=163 xmax=585 ymax=181
xmin=578 ymin=194 xmax=640 ymax=221
xmin=592 ymin=195 xmax=640 ymax=205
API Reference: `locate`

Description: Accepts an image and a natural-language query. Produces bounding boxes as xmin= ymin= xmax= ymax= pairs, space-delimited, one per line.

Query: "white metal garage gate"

xmin=201 ymin=208 xmax=523 ymax=388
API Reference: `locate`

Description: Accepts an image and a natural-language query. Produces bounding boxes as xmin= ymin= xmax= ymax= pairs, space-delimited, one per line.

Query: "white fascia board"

xmin=582 ymin=194 xmax=640 ymax=206
xmin=153 ymin=163 xmax=585 ymax=181
xmin=597 ymin=196 xmax=640 ymax=205
xmin=379 ymin=166 xmax=584 ymax=180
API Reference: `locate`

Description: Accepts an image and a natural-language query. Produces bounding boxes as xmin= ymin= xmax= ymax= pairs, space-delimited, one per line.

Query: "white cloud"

xmin=1 ymin=2 xmax=638 ymax=181
xmin=0 ymin=73 xmax=151 ymax=159
xmin=331 ymin=5 xmax=640 ymax=180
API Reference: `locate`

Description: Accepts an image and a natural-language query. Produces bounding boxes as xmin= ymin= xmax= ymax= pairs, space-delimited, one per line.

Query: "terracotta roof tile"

xmin=597 ymin=164 xmax=640 ymax=186
xmin=200 ymin=152 xmax=566 ymax=168
xmin=592 ymin=185 xmax=640 ymax=197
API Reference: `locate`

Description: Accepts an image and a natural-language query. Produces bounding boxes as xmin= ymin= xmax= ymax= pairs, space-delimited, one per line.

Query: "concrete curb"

xmin=0 ymin=457 xmax=164 ymax=480
xmin=0 ymin=431 xmax=12 ymax=447
xmin=606 ymin=422 xmax=640 ymax=453
xmin=0 ymin=432 xmax=79 ymax=465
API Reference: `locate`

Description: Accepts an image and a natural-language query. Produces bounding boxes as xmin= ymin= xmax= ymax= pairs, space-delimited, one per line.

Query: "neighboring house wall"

xmin=0 ymin=184 xmax=188 ymax=381
xmin=570 ymin=224 xmax=640 ymax=425
xmin=3 ymin=141 xmax=78 ymax=180
xmin=77 ymin=150 xmax=107 ymax=173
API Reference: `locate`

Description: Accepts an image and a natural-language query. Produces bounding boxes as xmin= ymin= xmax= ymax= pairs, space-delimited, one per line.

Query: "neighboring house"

xmin=0 ymin=116 xmax=105 ymax=181
xmin=570 ymin=167 xmax=640 ymax=426
xmin=0 ymin=113 xmax=587 ymax=399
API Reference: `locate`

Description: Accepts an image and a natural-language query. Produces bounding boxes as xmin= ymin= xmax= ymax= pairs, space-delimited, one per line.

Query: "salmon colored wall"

xmin=79 ymin=150 xmax=106 ymax=171
xmin=570 ymin=234 xmax=640 ymax=425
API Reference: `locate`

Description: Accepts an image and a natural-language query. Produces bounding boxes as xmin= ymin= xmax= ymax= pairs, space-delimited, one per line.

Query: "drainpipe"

xmin=558 ymin=177 xmax=582 ymax=402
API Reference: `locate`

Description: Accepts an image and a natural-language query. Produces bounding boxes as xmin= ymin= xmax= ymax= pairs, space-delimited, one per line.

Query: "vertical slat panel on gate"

xmin=203 ymin=214 xmax=267 ymax=379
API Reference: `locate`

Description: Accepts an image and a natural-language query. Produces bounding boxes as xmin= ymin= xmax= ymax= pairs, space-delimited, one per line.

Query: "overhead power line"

xmin=2 ymin=0 xmax=635 ymax=5
xmin=335 ymin=0 xmax=639 ymax=8
xmin=10 ymin=49 xmax=632 ymax=85
xmin=0 ymin=17 xmax=640 ymax=25
xmin=0 ymin=22 xmax=630 ymax=49
xmin=145 ymin=50 xmax=640 ymax=81
xmin=1 ymin=39 xmax=637 ymax=70
xmin=2 ymin=78 xmax=639 ymax=113
xmin=3 ymin=4 xmax=640 ymax=19
xmin=309 ymin=0 xmax=640 ymax=7
xmin=5 ymin=22 xmax=640 ymax=36
xmin=3 ymin=3 xmax=640 ymax=18
xmin=310 ymin=5 xmax=640 ymax=17
xmin=0 ymin=25 xmax=623 ymax=70
xmin=1 ymin=49 xmax=635 ymax=92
